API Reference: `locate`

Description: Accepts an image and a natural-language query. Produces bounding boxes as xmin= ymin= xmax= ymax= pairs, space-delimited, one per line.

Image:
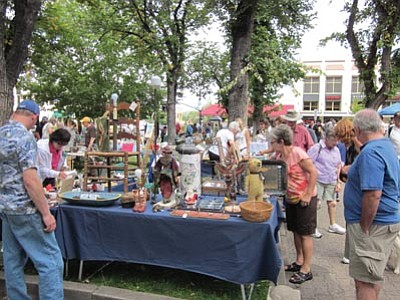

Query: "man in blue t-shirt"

xmin=344 ymin=109 xmax=400 ymax=300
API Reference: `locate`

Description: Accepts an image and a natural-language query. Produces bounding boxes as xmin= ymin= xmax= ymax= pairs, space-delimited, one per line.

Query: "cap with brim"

xmin=281 ymin=109 xmax=301 ymax=122
xmin=17 ymin=100 xmax=40 ymax=115
xmin=80 ymin=117 xmax=91 ymax=123
xmin=394 ymin=111 xmax=400 ymax=118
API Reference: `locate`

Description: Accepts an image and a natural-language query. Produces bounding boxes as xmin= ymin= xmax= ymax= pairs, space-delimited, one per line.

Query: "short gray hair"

xmin=353 ymin=109 xmax=382 ymax=134
xmin=270 ymin=124 xmax=293 ymax=145
xmin=324 ymin=128 xmax=336 ymax=139
xmin=228 ymin=121 xmax=240 ymax=131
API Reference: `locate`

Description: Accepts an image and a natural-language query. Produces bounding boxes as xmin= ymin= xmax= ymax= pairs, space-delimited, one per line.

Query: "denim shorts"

xmin=286 ymin=196 xmax=317 ymax=235
xmin=346 ymin=222 xmax=400 ymax=284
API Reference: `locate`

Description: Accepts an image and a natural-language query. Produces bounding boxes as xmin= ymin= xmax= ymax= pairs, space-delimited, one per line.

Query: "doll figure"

xmin=152 ymin=145 xmax=180 ymax=211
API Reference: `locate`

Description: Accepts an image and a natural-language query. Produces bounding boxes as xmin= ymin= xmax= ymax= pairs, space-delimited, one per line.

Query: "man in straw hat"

xmin=258 ymin=109 xmax=314 ymax=156
xmin=280 ymin=109 xmax=315 ymax=152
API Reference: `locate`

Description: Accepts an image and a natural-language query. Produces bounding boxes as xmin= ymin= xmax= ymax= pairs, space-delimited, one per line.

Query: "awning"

xmin=200 ymin=103 xmax=294 ymax=118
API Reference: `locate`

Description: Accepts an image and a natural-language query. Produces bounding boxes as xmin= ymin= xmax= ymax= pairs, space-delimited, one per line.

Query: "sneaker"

xmin=341 ymin=257 xmax=350 ymax=264
xmin=311 ymin=228 xmax=323 ymax=239
xmin=328 ymin=223 xmax=346 ymax=235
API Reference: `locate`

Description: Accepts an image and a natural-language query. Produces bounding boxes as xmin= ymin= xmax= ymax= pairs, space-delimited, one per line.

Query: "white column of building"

xmin=319 ymin=60 xmax=326 ymax=121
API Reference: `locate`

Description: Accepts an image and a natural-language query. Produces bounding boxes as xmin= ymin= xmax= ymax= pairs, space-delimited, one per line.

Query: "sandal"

xmin=284 ymin=262 xmax=302 ymax=272
xmin=289 ymin=271 xmax=313 ymax=284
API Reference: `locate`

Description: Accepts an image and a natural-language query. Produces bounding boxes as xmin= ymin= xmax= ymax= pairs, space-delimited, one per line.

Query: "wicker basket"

xmin=239 ymin=201 xmax=273 ymax=222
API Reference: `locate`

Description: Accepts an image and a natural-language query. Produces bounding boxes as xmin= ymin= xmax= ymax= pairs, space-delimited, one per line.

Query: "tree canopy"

xmin=326 ymin=0 xmax=400 ymax=109
xmin=16 ymin=0 xmax=314 ymax=135
xmin=0 ymin=0 xmax=41 ymax=125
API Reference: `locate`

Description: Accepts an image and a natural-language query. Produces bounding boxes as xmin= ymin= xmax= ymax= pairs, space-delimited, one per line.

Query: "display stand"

xmin=106 ymin=101 xmax=141 ymax=168
xmin=83 ymin=151 xmax=138 ymax=193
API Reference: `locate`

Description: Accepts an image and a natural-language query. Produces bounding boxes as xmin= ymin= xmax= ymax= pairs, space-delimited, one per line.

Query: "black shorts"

xmin=286 ymin=196 xmax=317 ymax=235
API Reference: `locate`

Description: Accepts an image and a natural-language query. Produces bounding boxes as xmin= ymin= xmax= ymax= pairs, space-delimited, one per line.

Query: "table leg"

xmin=240 ymin=283 xmax=255 ymax=300
xmin=78 ymin=260 xmax=84 ymax=281
xmin=64 ymin=260 xmax=69 ymax=278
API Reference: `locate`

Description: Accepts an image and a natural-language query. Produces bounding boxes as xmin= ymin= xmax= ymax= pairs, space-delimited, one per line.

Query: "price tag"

xmin=80 ymin=193 xmax=99 ymax=200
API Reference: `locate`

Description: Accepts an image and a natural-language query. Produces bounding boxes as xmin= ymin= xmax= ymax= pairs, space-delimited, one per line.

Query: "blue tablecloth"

xmin=54 ymin=197 xmax=283 ymax=285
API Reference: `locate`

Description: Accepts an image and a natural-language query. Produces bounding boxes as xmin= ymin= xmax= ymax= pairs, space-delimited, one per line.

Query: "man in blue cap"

xmin=0 ymin=100 xmax=64 ymax=299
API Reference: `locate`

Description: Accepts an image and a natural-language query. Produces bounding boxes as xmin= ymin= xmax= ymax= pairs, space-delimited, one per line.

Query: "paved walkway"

xmin=278 ymin=193 xmax=399 ymax=300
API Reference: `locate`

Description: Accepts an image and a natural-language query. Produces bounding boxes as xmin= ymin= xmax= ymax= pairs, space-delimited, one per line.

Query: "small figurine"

xmin=133 ymin=188 xmax=147 ymax=213
xmin=184 ymin=189 xmax=198 ymax=207
xmin=152 ymin=145 xmax=180 ymax=212
xmin=245 ymin=158 xmax=264 ymax=201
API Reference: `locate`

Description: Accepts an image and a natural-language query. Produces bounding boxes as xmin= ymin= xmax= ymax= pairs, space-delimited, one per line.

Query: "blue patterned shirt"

xmin=0 ymin=120 xmax=38 ymax=215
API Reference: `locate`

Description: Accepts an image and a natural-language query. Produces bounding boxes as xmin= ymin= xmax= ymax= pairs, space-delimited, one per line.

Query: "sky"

xmin=299 ymin=0 xmax=351 ymax=61
xmin=176 ymin=0 xmax=351 ymax=113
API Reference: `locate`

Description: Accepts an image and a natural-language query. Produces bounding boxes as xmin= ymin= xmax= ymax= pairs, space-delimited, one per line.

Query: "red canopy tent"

xmin=200 ymin=104 xmax=227 ymax=117
xmin=200 ymin=103 xmax=294 ymax=117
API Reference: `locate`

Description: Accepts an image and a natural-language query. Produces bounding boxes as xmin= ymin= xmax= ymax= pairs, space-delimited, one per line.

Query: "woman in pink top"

xmin=270 ymin=124 xmax=318 ymax=284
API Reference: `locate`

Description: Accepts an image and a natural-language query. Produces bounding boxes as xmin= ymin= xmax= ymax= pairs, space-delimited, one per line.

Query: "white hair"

xmin=229 ymin=121 xmax=240 ymax=131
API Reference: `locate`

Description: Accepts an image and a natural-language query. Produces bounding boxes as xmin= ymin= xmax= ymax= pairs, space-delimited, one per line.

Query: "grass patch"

xmin=63 ymin=261 xmax=270 ymax=300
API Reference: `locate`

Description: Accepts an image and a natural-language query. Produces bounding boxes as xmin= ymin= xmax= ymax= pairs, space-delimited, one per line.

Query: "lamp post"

xmin=111 ymin=93 xmax=119 ymax=151
xmin=150 ymin=75 xmax=161 ymax=202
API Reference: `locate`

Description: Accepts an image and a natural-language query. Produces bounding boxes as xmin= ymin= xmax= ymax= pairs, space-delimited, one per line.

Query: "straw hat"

xmin=281 ymin=109 xmax=301 ymax=122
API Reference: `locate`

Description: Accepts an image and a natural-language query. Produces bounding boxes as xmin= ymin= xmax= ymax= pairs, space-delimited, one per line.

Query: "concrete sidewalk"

xmin=278 ymin=195 xmax=399 ymax=300
xmin=0 ymin=271 xmax=181 ymax=300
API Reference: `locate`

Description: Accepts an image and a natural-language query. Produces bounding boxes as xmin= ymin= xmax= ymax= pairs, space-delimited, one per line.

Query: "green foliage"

xmin=350 ymin=98 xmax=364 ymax=114
xmin=184 ymin=40 xmax=230 ymax=105
xmin=248 ymin=0 xmax=314 ymax=122
xmin=19 ymin=0 xmax=156 ymax=120
xmin=19 ymin=0 xmax=214 ymax=122
xmin=327 ymin=0 xmax=400 ymax=109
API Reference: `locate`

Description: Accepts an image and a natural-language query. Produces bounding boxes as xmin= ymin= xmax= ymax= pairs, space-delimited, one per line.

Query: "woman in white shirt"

xmin=235 ymin=117 xmax=251 ymax=160
xmin=37 ymin=128 xmax=71 ymax=187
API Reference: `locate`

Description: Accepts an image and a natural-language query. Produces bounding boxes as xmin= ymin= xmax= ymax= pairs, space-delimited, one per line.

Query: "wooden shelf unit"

xmin=106 ymin=101 xmax=141 ymax=169
xmin=83 ymin=151 xmax=138 ymax=193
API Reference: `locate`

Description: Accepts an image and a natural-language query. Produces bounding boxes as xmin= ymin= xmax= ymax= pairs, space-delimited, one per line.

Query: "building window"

xmin=303 ymin=77 xmax=319 ymax=111
xmin=325 ymin=76 xmax=342 ymax=111
xmin=351 ymin=76 xmax=365 ymax=103
xmin=304 ymin=77 xmax=319 ymax=93
xmin=325 ymin=100 xmax=341 ymax=111
xmin=303 ymin=101 xmax=318 ymax=111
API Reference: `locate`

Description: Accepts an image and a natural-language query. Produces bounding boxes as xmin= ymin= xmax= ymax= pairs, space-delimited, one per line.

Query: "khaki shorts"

xmin=346 ymin=223 xmax=400 ymax=284
xmin=317 ymin=182 xmax=336 ymax=202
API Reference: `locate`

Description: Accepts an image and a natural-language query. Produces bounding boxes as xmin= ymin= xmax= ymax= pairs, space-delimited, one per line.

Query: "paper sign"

xmin=80 ymin=193 xmax=99 ymax=200
xmin=129 ymin=102 xmax=137 ymax=112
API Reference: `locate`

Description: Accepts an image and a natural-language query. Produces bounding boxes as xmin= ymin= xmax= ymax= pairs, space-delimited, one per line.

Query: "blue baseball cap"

xmin=17 ymin=100 xmax=40 ymax=115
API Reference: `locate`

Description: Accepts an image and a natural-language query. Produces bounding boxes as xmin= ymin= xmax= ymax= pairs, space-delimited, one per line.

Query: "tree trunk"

xmin=0 ymin=0 xmax=41 ymax=126
xmin=227 ymin=0 xmax=258 ymax=123
xmin=166 ymin=71 xmax=177 ymax=145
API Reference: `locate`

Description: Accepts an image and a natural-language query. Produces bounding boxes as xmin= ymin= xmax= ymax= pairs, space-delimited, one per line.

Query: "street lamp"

xmin=149 ymin=75 xmax=161 ymax=202
xmin=111 ymin=93 xmax=119 ymax=151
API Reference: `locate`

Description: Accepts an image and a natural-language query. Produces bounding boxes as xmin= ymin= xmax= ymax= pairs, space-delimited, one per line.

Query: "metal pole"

xmin=152 ymin=87 xmax=159 ymax=203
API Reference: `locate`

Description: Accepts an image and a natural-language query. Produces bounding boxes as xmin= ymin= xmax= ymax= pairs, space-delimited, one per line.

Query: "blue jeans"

xmin=1 ymin=213 xmax=63 ymax=300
